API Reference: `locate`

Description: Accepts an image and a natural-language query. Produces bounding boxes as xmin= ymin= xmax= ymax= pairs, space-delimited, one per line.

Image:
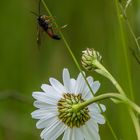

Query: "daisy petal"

xmin=62 ymin=128 xmax=71 ymax=140
xmin=41 ymin=84 xmax=63 ymax=99
xmin=72 ymin=128 xmax=84 ymax=140
xmin=82 ymin=76 xmax=94 ymax=99
xmin=91 ymin=81 xmax=100 ymax=94
xmin=74 ymin=72 xmax=85 ymax=94
xmin=82 ymin=120 xmax=100 ymax=140
xmin=69 ymin=79 xmax=76 ymax=93
xmin=100 ymin=104 xmax=106 ymax=112
xmin=36 ymin=115 xmax=58 ymax=129
xmin=63 ymin=68 xmax=71 ymax=92
xmin=91 ymin=113 xmax=105 ymax=124
xmin=49 ymin=78 xmax=67 ymax=94
xmin=32 ymin=92 xmax=57 ymax=105
xmin=87 ymin=76 xmax=94 ymax=84
xmin=31 ymin=109 xmax=48 ymax=119
xmin=41 ymin=84 xmax=52 ymax=93
xmin=33 ymin=101 xmax=48 ymax=108
xmin=41 ymin=121 xmax=66 ymax=140
xmin=89 ymin=103 xmax=106 ymax=113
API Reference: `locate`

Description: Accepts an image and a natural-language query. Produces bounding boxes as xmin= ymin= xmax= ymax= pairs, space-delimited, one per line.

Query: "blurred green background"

xmin=0 ymin=0 xmax=140 ymax=139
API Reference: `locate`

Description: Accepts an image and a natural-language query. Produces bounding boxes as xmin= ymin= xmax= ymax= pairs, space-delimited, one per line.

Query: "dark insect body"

xmin=38 ymin=15 xmax=60 ymax=40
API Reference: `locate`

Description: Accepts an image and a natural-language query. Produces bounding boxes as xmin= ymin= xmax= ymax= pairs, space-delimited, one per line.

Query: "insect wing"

xmin=37 ymin=25 xmax=45 ymax=49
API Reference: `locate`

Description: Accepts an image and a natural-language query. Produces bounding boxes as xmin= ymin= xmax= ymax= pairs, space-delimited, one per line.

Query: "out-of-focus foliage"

xmin=0 ymin=0 xmax=140 ymax=140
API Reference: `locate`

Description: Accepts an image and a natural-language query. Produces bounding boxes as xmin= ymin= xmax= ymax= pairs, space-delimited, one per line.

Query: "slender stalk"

xmin=126 ymin=20 xmax=140 ymax=51
xmin=40 ymin=0 xmax=119 ymax=139
xmin=99 ymin=0 xmax=140 ymax=140
xmin=129 ymin=109 xmax=140 ymax=139
xmin=93 ymin=60 xmax=125 ymax=95
xmin=119 ymin=2 xmax=140 ymax=64
xmin=114 ymin=0 xmax=134 ymax=100
xmin=72 ymin=93 xmax=140 ymax=114
xmin=119 ymin=2 xmax=140 ymax=52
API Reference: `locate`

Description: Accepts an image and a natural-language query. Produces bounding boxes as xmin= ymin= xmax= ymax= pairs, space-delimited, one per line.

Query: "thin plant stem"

xmin=119 ymin=2 xmax=140 ymax=52
xmin=119 ymin=2 xmax=140 ymax=64
xmin=113 ymin=0 xmax=140 ymax=139
xmin=40 ymin=0 xmax=119 ymax=139
xmin=127 ymin=19 xmax=140 ymax=51
xmin=129 ymin=109 xmax=140 ymax=139
xmin=72 ymin=93 xmax=140 ymax=114
xmin=114 ymin=0 xmax=134 ymax=101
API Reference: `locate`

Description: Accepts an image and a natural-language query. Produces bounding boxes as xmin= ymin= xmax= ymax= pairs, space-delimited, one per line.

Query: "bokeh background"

xmin=0 ymin=0 xmax=140 ymax=139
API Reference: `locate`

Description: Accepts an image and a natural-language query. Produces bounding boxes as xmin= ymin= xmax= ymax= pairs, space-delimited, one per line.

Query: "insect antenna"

xmin=38 ymin=0 xmax=41 ymax=16
xmin=30 ymin=11 xmax=39 ymax=17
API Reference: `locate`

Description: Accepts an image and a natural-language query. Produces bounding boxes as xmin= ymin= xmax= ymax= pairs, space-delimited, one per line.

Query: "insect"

xmin=37 ymin=15 xmax=60 ymax=40
xmin=32 ymin=0 xmax=60 ymax=47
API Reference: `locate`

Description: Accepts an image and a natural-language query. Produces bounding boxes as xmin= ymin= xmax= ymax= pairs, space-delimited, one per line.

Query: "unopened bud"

xmin=81 ymin=48 xmax=102 ymax=71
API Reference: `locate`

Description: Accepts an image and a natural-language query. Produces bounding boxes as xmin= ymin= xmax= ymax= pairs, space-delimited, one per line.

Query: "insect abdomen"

xmin=52 ymin=35 xmax=61 ymax=40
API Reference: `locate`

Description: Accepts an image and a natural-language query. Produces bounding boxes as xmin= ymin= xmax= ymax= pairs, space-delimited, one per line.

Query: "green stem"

xmin=93 ymin=60 xmax=125 ymax=95
xmin=72 ymin=93 xmax=140 ymax=114
xmin=40 ymin=0 xmax=119 ymax=139
xmin=114 ymin=0 xmax=140 ymax=139
xmin=119 ymin=2 xmax=140 ymax=52
xmin=129 ymin=109 xmax=140 ymax=140
xmin=114 ymin=0 xmax=134 ymax=100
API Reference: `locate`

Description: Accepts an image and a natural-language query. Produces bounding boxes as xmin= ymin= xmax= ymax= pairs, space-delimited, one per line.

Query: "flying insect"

xmin=32 ymin=0 xmax=61 ymax=47
xmin=37 ymin=15 xmax=60 ymax=40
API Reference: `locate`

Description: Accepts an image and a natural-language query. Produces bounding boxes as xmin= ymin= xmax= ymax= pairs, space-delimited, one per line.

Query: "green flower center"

xmin=57 ymin=93 xmax=90 ymax=128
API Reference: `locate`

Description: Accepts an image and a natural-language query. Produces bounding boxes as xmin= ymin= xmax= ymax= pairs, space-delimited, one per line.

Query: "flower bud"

xmin=81 ymin=48 xmax=102 ymax=71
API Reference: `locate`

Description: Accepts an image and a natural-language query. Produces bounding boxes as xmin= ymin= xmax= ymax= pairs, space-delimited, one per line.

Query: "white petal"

xmin=100 ymin=104 xmax=106 ymax=112
xmin=62 ymin=128 xmax=71 ymax=140
xmin=74 ymin=72 xmax=86 ymax=94
xmin=87 ymin=76 xmax=94 ymax=83
xmin=49 ymin=78 xmax=67 ymax=94
xmin=31 ymin=109 xmax=48 ymax=119
xmin=41 ymin=120 xmax=66 ymax=140
xmin=63 ymin=68 xmax=71 ymax=92
xmin=41 ymin=84 xmax=52 ymax=93
xmin=33 ymin=101 xmax=48 ymax=108
xmin=88 ymin=104 xmax=106 ymax=113
xmin=82 ymin=79 xmax=100 ymax=99
xmin=82 ymin=120 xmax=100 ymax=140
xmin=92 ymin=81 xmax=100 ymax=94
xmin=63 ymin=127 xmax=84 ymax=140
xmin=33 ymin=101 xmax=58 ymax=112
xmin=36 ymin=115 xmax=58 ymax=129
xmin=41 ymin=84 xmax=62 ymax=99
xmin=82 ymin=76 xmax=94 ymax=99
xmin=86 ymin=118 xmax=99 ymax=132
xmin=69 ymin=79 xmax=76 ymax=93
xmin=31 ymin=106 xmax=58 ymax=120
xmin=72 ymin=128 xmax=84 ymax=140
xmin=44 ymin=123 xmax=66 ymax=140
xmin=32 ymin=92 xmax=58 ymax=105
xmin=91 ymin=113 xmax=105 ymax=124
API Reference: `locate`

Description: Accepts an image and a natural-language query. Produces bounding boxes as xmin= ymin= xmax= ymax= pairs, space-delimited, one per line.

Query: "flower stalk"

xmin=114 ymin=0 xmax=140 ymax=139
xmin=72 ymin=93 xmax=140 ymax=115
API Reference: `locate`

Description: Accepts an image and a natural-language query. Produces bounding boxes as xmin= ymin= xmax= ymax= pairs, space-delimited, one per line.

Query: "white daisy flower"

xmin=31 ymin=68 xmax=106 ymax=140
